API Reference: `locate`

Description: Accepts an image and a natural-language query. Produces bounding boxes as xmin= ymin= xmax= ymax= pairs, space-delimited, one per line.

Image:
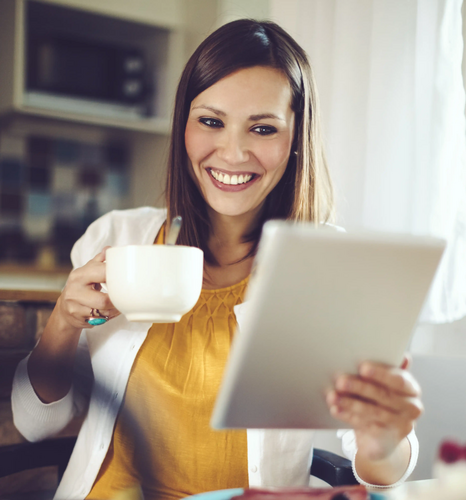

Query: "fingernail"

xmin=360 ymin=363 xmax=374 ymax=377
xmin=336 ymin=377 xmax=349 ymax=391
xmin=326 ymin=391 xmax=337 ymax=405
xmin=330 ymin=405 xmax=340 ymax=416
xmin=331 ymin=394 xmax=340 ymax=406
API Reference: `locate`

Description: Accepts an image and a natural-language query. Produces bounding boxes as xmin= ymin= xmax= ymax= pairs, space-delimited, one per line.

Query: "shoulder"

xmin=102 ymin=206 xmax=166 ymax=232
xmin=71 ymin=207 xmax=167 ymax=268
xmin=90 ymin=206 xmax=167 ymax=242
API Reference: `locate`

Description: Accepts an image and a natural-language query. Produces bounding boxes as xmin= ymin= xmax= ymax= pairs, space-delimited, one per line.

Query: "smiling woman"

xmin=11 ymin=18 xmax=422 ymax=500
xmin=167 ymin=20 xmax=334 ymax=272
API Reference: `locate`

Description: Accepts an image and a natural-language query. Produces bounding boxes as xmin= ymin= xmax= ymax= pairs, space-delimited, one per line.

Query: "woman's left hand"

xmin=326 ymin=355 xmax=424 ymax=463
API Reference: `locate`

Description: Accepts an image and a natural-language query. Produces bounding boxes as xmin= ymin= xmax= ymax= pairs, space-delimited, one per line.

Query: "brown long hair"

xmin=166 ymin=19 xmax=334 ymax=264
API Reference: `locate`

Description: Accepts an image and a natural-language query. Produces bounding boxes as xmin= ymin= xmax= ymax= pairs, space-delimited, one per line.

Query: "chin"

xmin=209 ymin=203 xmax=255 ymax=218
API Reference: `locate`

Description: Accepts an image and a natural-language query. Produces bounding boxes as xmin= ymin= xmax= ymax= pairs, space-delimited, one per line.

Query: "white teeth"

xmin=210 ymin=169 xmax=253 ymax=185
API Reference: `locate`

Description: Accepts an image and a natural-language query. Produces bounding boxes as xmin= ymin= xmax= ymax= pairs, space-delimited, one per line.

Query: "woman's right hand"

xmin=56 ymin=246 xmax=120 ymax=330
xmin=28 ymin=247 xmax=120 ymax=403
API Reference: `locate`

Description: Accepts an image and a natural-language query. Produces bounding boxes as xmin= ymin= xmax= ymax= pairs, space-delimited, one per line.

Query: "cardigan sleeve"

xmin=338 ymin=428 xmax=419 ymax=488
xmin=12 ymin=332 xmax=92 ymax=442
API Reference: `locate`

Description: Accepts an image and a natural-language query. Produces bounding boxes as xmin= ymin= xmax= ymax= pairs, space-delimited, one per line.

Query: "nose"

xmin=216 ymin=129 xmax=250 ymax=165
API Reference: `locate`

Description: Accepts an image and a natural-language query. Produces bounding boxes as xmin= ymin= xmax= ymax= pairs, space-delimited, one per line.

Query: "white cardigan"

xmin=11 ymin=207 xmax=418 ymax=499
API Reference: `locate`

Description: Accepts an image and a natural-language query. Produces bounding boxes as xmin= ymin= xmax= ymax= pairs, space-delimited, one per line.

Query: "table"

xmin=185 ymin=481 xmax=441 ymax=500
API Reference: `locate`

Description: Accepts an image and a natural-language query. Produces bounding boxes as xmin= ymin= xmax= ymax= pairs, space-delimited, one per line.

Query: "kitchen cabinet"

xmin=0 ymin=0 xmax=185 ymax=134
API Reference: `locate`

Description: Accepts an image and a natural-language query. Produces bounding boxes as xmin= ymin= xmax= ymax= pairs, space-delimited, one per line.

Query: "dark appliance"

xmin=27 ymin=36 xmax=150 ymax=106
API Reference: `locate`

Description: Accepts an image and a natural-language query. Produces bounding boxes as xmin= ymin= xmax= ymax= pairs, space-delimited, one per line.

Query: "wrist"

xmin=354 ymin=436 xmax=411 ymax=486
xmin=50 ymin=297 xmax=83 ymax=338
xmin=34 ymin=300 xmax=83 ymax=359
xmin=28 ymin=300 xmax=83 ymax=403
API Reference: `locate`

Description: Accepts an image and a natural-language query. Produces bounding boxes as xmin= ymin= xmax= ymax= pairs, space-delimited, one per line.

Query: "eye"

xmin=199 ymin=117 xmax=224 ymax=128
xmin=252 ymin=125 xmax=277 ymax=136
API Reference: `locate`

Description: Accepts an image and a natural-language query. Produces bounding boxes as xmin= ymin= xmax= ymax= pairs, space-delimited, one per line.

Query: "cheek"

xmin=259 ymin=139 xmax=292 ymax=175
xmin=185 ymin=123 xmax=213 ymax=165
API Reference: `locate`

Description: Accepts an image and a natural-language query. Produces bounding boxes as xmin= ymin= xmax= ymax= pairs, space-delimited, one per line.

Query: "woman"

xmin=12 ymin=19 xmax=422 ymax=500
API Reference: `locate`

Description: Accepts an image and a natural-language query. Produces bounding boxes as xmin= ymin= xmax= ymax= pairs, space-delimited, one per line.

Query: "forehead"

xmin=190 ymin=66 xmax=293 ymax=115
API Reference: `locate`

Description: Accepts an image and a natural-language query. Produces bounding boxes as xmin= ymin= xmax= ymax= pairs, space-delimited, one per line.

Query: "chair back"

xmin=0 ymin=436 xmax=76 ymax=481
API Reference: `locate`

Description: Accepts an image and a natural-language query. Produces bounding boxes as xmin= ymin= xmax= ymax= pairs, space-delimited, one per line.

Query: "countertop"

xmin=0 ymin=264 xmax=70 ymax=302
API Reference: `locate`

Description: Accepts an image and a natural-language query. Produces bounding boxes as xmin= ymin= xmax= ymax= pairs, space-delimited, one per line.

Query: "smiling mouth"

xmin=208 ymin=168 xmax=256 ymax=186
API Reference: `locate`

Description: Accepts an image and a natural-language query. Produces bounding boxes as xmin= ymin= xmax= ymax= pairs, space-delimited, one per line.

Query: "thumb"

xmin=92 ymin=246 xmax=111 ymax=262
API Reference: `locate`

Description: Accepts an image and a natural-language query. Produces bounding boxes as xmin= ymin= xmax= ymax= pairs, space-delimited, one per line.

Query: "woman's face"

xmin=185 ymin=66 xmax=295 ymax=219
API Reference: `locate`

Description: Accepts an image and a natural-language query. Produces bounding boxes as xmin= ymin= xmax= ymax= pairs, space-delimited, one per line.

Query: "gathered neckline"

xmin=201 ymin=275 xmax=250 ymax=294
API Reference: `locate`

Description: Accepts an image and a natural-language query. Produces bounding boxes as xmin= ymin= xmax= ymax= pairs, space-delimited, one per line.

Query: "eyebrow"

xmin=192 ymin=105 xmax=286 ymax=122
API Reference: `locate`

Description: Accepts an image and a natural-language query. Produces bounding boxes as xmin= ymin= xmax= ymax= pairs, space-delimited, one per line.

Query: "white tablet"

xmin=211 ymin=221 xmax=445 ymax=429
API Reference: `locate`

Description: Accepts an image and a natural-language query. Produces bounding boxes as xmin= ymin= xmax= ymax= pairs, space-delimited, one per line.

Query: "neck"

xmin=207 ymin=206 xmax=262 ymax=265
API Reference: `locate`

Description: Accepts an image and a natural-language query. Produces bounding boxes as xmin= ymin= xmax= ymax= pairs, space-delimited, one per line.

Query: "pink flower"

xmin=439 ymin=441 xmax=466 ymax=464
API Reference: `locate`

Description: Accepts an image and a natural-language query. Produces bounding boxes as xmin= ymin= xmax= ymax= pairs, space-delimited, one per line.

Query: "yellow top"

xmin=88 ymin=227 xmax=249 ymax=500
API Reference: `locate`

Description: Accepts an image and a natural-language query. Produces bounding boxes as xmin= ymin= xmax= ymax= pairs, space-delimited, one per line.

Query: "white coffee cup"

xmin=106 ymin=245 xmax=204 ymax=322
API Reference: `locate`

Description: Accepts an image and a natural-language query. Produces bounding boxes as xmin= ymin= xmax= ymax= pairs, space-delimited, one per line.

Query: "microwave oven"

xmin=27 ymin=36 xmax=151 ymax=106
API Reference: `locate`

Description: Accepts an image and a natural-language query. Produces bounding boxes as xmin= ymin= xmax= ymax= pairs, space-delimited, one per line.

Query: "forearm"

xmin=28 ymin=298 xmax=82 ymax=403
xmin=354 ymin=436 xmax=411 ymax=486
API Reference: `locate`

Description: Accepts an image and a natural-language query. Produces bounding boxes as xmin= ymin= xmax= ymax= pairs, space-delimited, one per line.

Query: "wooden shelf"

xmin=20 ymin=104 xmax=172 ymax=135
xmin=0 ymin=289 xmax=60 ymax=302
xmin=0 ymin=264 xmax=71 ymax=274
